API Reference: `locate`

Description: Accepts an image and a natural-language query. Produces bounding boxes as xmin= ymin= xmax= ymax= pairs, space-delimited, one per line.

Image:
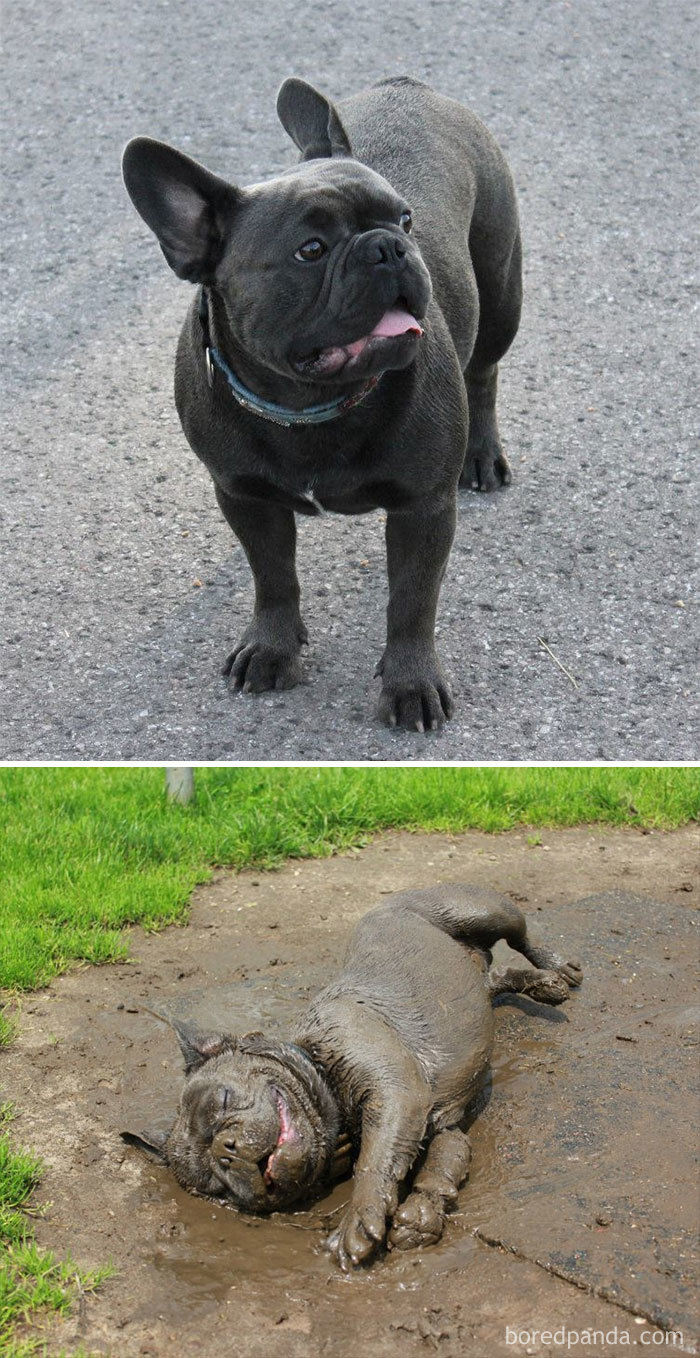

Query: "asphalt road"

xmin=2 ymin=0 xmax=698 ymax=761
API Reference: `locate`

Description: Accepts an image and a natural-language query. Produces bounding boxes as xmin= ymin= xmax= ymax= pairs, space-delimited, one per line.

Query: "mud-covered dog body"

xmin=122 ymin=76 xmax=522 ymax=730
xmin=123 ymin=885 xmax=582 ymax=1269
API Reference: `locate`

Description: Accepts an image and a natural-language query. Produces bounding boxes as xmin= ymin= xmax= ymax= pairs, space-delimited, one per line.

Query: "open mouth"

xmin=259 ymin=1090 xmax=296 ymax=1191
xmin=294 ymin=302 xmax=424 ymax=377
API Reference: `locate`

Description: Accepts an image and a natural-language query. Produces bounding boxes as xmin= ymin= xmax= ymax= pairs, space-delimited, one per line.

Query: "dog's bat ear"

xmin=122 ymin=137 xmax=239 ymax=282
xmin=169 ymin=1018 xmax=237 ymax=1074
xmin=131 ymin=1005 xmax=236 ymax=1074
xmin=276 ymin=79 xmax=352 ymax=160
xmin=121 ymin=1128 xmax=170 ymax=1164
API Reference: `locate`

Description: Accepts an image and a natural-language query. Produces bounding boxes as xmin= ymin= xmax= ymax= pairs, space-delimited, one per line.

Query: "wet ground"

xmin=4 ymin=826 xmax=699 ymax=1357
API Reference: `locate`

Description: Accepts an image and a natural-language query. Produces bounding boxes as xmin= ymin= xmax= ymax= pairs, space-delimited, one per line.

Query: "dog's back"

xmin=337 ymin=76 xmax=520 ymax=367
xmin=296 ymin=899 xmax=495 ymax=1122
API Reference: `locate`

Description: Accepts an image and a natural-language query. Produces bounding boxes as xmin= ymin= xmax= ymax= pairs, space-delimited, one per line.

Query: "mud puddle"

xmin=3 ymin=826 xmax=698 ymax=1357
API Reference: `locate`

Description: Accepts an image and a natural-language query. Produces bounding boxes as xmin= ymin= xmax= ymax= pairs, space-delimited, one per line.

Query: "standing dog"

xmin=123 ymin=886 xmax=581 ymax=1269
xmin=122 ymin=78 xmax=522 ymax=730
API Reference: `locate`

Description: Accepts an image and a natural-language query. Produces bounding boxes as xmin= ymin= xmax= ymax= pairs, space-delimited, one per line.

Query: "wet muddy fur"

xmin=123 ymin=884 xmax=582 ymax=1269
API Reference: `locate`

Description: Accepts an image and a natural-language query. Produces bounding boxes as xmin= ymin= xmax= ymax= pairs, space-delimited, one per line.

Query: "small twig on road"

xmin=537 ymin=637 xmax=580 ymax=690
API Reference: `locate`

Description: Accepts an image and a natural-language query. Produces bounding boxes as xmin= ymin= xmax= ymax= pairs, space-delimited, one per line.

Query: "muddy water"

xmin=125 ymin=1007 xmax=535 ymax=1307
xmin=117 ymin=897 xmax=699 ymax=1339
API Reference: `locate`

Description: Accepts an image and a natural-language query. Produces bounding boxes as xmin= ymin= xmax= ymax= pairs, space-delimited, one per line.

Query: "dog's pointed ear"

xmin=121 ymin=1128 xmax=170 ymax=1164
xmin=170 ymin=1018 xmax=237 ymax=1074
xmin=276 ymin=79 xmax=352 ymax=160
xmin=130 ymin=1005 xmax=237 ymax=1074
xmin=122 ymin=137 xmax=239 ymax=282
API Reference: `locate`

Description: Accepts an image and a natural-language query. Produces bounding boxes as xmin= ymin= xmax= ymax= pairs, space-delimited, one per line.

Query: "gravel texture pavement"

xmin=2 ymin=0 xmax=698 ymax=760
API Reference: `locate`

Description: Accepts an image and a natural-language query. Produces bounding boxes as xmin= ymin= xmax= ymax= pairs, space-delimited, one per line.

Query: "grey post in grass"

xmin=165 ymin=767 xmax=195 ymax=804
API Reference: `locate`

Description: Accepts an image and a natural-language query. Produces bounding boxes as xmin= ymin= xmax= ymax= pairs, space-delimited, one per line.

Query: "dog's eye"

xmin=294 ymin=238 xmax=327 ymax=262
xmin=400 ymin=210 xmax=413 ymax=234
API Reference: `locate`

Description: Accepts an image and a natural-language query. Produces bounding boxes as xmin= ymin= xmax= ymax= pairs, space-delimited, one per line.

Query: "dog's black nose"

xmin=359 ymin=230 xmax=407 ymax=267
xmin=211 ymin=1130 xmax=237 ymax=1162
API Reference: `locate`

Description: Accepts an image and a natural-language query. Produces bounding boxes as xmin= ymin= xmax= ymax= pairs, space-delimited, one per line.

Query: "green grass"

xmin=0 ymin=765 xmax=697 ymax=995
xmin=0 ymin=1105 xmax=112 ymax=1356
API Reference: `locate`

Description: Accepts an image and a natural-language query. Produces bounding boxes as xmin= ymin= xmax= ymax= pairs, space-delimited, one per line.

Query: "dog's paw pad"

xmin=559 ymin=960 xmax=583 ymax=987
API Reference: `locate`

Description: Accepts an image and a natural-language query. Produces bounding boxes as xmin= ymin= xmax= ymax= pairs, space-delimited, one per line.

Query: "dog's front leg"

xmin=388 ymin=1127 xmax=472 ymax=1251
xmin=376 ymin=498 xmax=456 ymax=731
xmin=326 ymin=1082 xmax=432 ymax=1270
xmin=215 ymin=486 xmax=308 ymax=693
xmin=307 ymin=999 xmax=434 ymax=1269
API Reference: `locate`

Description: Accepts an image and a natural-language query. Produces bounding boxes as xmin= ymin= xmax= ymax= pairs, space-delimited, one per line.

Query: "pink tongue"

xmin=332 ymin=309 xmax=424 ymax=365
xmin=370 ymin=307 xmax=423 ymax=338
xmin=276 ymin=1094 xmax=294 ymax=1146
xmin=264 ymin=1096 xmax=296 ymax=1186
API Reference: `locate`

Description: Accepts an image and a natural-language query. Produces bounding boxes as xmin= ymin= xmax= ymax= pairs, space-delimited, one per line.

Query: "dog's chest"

xmin=229 ymin=470 xmax=411 ymax=517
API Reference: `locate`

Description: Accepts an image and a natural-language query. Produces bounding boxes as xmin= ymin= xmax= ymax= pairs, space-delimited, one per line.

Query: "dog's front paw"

xmin=460 ymin=435 xmax=512 ymax=493
xmin=388 ymin=1191 xmax=445 ymax=1251
xmin=376 ymin=651 xmax=454 ymax=732
xmin=222 ymin=615 xmax=307 ymax=694
xmin=325 ymin=1198 xmax=388 ymax=1271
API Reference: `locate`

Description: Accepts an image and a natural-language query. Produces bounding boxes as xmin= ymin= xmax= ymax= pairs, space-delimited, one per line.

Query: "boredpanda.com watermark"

xmin=505 ymin=1326 xmax=691 ymax=1351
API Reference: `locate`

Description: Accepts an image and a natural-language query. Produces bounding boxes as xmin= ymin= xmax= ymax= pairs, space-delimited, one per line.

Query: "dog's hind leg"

xmin=487 ymin=965 xmax=570 ymax=1005
xmin=393 ymin=884 xmax=582 ymax=989
xmin=387 ymin=1127 xmax=472 ymax=1251
xmin=461 ymin=228 xmax=522 ymax=493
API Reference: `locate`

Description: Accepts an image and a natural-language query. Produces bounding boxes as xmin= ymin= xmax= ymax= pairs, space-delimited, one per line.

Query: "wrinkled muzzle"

xmin=207 ymin=1087 xmax=312 ymax=1211
xmin=288 ymin=225 xmax=432 ymax=381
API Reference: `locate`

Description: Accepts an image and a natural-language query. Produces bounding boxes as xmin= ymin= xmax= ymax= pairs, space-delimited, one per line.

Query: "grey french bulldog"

xmin=122 ymin=886 xmax=581 ymax=1270
xmin=122 ymin=77 xmax=522 ymax=730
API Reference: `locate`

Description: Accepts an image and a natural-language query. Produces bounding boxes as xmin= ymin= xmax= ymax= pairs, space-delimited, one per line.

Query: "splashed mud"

xmin=3 ymin=827 xmax=698 ymax=1356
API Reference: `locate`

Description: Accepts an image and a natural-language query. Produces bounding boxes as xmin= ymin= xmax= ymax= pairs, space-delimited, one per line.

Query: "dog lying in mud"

xmin=123 ymin=885 xmax=582 ymax=1269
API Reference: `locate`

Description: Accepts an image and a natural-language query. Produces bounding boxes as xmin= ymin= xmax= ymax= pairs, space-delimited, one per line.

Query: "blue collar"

xmin=199 ymin=288 xmax=380 ymax=428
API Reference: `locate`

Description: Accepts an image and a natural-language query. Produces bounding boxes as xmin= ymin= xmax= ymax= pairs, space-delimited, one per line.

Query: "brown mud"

xmin=3 ymin=826 xmax=699 ymax=1357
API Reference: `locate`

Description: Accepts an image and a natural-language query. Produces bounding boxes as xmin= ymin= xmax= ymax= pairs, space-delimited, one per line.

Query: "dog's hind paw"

xmin=460 ymin=436 xmax=512 ymax=493
xmin=522 ymin=969 xmax=571 ymax=1005
xmin=558 ymin=959 xmax=583 ymax=988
